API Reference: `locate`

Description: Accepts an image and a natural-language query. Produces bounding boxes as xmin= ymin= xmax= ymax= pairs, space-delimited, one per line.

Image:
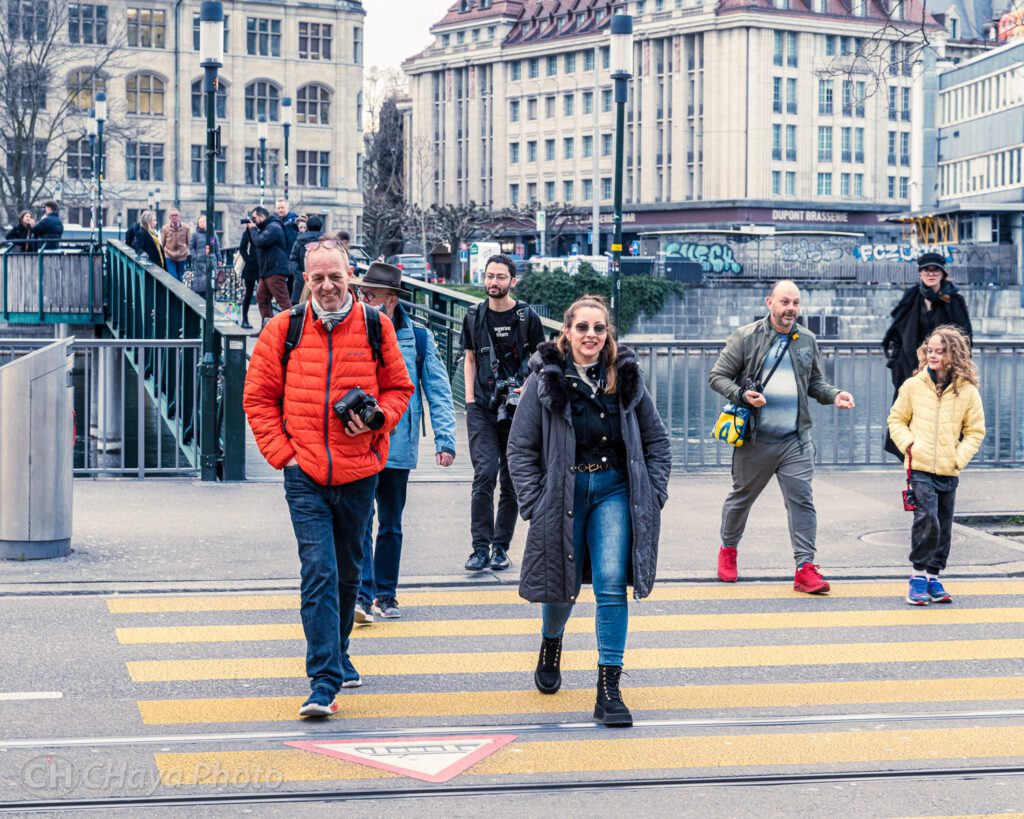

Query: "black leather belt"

xmin=570 ymin=460 xmax=624 ymax=473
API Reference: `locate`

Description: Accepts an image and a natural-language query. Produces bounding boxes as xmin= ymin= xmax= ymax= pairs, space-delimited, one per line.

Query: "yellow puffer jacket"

xmin=887 ymin=369 xmax=986 ymax=476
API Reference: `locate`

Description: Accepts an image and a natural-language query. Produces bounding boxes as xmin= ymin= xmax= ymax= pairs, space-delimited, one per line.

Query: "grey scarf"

xmin=311 ymin=292 xmax=353 ymax=332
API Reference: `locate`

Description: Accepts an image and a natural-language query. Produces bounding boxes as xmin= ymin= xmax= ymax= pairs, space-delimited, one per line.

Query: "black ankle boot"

xmin=534 ymin=636 xmax=562 ymax=694
xmin=594 ymin=665 xmax=632 ymax=727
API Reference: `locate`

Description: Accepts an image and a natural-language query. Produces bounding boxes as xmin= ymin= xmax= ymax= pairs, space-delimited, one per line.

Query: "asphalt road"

xmin=3 ymin=580 xmax=1024 ymax=816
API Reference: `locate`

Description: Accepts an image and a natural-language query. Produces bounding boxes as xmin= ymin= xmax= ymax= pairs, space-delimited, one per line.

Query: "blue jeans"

xmin=541 ymin=467 xmax=632 ymax=667
xmin=166 ymin=258 xmax=187 ymax=281
xmin=358 ymin=467 xmax=411 ymax=606
xmin=283 ymin=466 xmax=377 ymax=695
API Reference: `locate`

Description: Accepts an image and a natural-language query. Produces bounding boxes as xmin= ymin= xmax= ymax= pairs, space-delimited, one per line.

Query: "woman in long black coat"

xmin=882 ymin=251 xmax=973 ymax=456
xmin=4 ymin=210 xmax=36 ymax=252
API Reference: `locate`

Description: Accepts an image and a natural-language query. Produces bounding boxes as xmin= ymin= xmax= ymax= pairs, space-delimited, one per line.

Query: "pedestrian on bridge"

xmin=353 ymin=262 xmax=457 ymax=622
xmin=237 ymin=209 xmax=260 ymax=329
xmin=4 ymin=210 xmax=35 ymax=252
xmin=243 ymin=243 xmax=413 ymax=719
xmin=131 ymin=210 xmax=164 ymax=269
xmin=32 ymin=201 xmax=64 ymax=250
xmin=507 ymin=295 xmax=671 ymax=727
xmin=709 ymin=280 xmax=856 ymax=594
xmin=248 ymin=206 xmax=292 ymax=328
xmin=887 ymin=326 xmax=985 ymax=606
xmin=188 ymin=214 xmax=221 ymax=298
xmin=160 ymin=208 xmax=191 ymax=281
xmin=289 ymin=214 xmax=324 ymax=304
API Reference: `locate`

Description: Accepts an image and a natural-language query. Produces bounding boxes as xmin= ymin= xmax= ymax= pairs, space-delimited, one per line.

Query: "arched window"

xmin=67 ymin=69 xmax=107 ymax=114
xmin=126 ymin=72 xmax=165 ymax=116
xmin=296 ymin=83 xmax=330 ymax=125
xmin=244 ymin=80 xmax=280 ymax=121
xmin=191 ymin=78 xmax=228 ymax=119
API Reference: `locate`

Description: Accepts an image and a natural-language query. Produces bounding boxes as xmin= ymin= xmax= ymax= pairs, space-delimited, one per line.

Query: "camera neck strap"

xmin=906 ymin=450 xmax=913 ymax=485
xmin=758 ymin=332 xmax=795 ymax=390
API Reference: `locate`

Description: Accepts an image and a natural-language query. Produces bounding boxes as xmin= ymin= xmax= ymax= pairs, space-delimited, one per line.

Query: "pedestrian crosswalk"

xmin=104 ymin=580 xmax=1024 ymax=789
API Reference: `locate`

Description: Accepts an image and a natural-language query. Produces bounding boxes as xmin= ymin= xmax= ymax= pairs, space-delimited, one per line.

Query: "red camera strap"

xmin=906 ymin=451 xmax=913 ymax=486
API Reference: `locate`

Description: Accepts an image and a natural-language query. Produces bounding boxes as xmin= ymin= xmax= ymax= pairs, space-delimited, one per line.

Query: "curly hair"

xmin=914 ymin=324 xmax=978 ymax=395
xmin=556 ymin=294 xmax=619 ymax=394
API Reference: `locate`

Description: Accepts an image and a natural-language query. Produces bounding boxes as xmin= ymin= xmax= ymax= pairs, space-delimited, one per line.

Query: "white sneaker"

xmin=354 ymin=602 xmax=374 ymax=624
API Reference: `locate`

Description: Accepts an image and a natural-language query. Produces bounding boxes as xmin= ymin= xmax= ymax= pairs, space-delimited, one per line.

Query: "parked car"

xmin=386 ymin=254 xmax=432 ymax=282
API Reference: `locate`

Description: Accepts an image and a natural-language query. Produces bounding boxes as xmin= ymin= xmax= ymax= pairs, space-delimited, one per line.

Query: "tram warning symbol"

xmin=285 ymin=734 xmax=517 ymax=783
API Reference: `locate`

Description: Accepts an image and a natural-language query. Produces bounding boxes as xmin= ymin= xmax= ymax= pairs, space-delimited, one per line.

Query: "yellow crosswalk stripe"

xmin=137 ymin=675 xmax=1024 ymax=725
xmin=126 ymin=637 xmax=1024 ymax=682
xmin=154 ymin=725 xmax=1024 ymax=784
xmin=116 ymin=607 xmax=1024 ymax=645
xmin=106 ymin=579 xmax=1024 ymax=614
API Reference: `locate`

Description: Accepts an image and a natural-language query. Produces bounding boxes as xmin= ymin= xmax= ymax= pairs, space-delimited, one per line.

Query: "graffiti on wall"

xmin=773 ymin=236 xmax=847 ymax=268
xmin=852 ymin=243 xmax=955 ymax=263
xmin=664 ymin=241 xmax=742 ymax=274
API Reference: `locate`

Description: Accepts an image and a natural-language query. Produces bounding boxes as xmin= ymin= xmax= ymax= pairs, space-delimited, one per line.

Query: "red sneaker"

xmin=794 ymin=563 xmax=830 ymax=594
xmin=717 ymin=546 xmax=738 ymax=583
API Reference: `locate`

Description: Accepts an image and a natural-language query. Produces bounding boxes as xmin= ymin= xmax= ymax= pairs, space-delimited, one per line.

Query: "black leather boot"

xmin=534 ymin=636 xmax=562 ymax=694
xmin=594 ymin=665 xmax=632 ymax=727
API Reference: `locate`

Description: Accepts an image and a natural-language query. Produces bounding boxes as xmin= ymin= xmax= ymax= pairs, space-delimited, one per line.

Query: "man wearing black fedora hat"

xmin=353 ymin=262 xmax=458 ymax=622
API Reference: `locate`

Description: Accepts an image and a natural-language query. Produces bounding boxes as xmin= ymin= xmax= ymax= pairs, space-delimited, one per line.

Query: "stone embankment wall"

xmin=627 ymin=284 xmax=1024 ymax=341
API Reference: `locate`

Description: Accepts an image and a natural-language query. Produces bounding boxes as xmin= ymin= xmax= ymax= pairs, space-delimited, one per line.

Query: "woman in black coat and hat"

xmin=881 ymin=251 xmax=973 ymax=456
xmin=506 ymin=295 xmax=672 ymax=727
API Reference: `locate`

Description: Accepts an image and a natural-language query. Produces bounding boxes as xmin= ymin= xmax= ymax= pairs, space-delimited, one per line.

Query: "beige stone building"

xmin=403 ymin=0 xmax=945 ymax=258
xmin=35 ymin=0 xmax=365 ymax=244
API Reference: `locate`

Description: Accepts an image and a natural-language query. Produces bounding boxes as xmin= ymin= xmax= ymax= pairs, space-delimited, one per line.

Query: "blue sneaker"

xmin=341 ymin=654 xmax=363 ymax=688
xmin=927 ymin=578 xmax=952 ymax=603
xmin=299 ymin=688 xmax=338 ymax=718
xmin=906 ymin=575 xmax=930 ymax=606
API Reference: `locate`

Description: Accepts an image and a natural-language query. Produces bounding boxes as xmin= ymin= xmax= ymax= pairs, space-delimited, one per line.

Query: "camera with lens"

xmin=333 ymin=387 xmax=385 ymax=431
xmin=741 ymin=377 xmax=764 ymax=398
xmin=240 ymin=217 xmax=253 ymax=226
xmin=492 ymin=377 xmax=522 ymax=429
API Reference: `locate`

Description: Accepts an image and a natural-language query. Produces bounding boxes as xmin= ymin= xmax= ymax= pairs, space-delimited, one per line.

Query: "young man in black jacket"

xmin=248 ymin=206 xmax=292 ymax=327
xmin=460 ymin=254 xmax=546 ymax=572
xmin=32 ymin=201 xmax=64 ymax=250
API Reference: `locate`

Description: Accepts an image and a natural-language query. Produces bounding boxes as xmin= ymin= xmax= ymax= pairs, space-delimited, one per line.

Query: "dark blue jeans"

xmin=358 ymin=467 xmax=411 ymax=606
xmin=541 ymin=467 xmax=632 ymax=666
xmin=283 ymin=466 xmax=377 ymax=695
xmin=166 ymin=258 xmax=187 ymax=281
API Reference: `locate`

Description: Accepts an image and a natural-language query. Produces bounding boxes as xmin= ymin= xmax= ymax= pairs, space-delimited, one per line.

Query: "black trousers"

xmin=466 ymin=402 xmax=518 ymax=552
xmin=241 ymin=279 xmax=257 ymax=323
xmin=909 ymin=471 xmax=959 ymax=574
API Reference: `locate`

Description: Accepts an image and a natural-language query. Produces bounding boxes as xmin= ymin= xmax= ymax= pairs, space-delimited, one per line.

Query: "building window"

xmin=564 ymin=137 xmax=574 ymax=159
xmin=601 ymin=177 xmax=612 ymax=199
xmin=547 ymin=55 xmax=558 ymax=76
xmin=190 ymin=144 xmax=226 ymax=183
xmin=190 ymin=78 xmax=227 ymax=119
xmin=192 ymin=12 xmax=228 ymax=51
xmin=582 ymin=135 xmax=593 ymax=158
xmin=296 ymin=150 xmax=330 ymax=187
xmin=854 ymin=127 xmax=864 ymax=162
xmin=563 ymin=180 xmax=574 ymax=202
xmin=582 ymin=178 xmax=593 ymax=201
xmin=852 ymin=0 xmax=866 ymax=15
xmin=785 ymin=124 xmax=797 ymax=161
xmin=887 ymin=175 xmax=896 ymax=197
xmin=527 ymin=97 xmax=537 ymax=120
xmin=772 ymin=78 xmax=782 ymax=114
xmin=244 ymin=147 xmax=279 ymax=186
xmin=510 ymin=61 xmax=521 ymax=81
xmin=528 ymin=57 xmax=539 ymax=78
xmin=584 ymin=50 xmax=595 ymax=71
xmin=510 ymin=183 xmax=520 ymax=205
xmin=353 ymin=26 xmax=363 ymax=64
xmin=509 ymin=142 xmax=519 ymax=163
xmin=564 ymin=93 xmax=575 ymax=116
xmin=69 ymin=3 xmax=108 ymax=44
xmin=5 ymin=138 xmax=46 ymax=174
xmin=125 ymin=73 xmax=165 ymax=116
xmin=545 ymin=180 xmax=555 ymax=201
xmin=901 ymin=87 xmax=911 ymax=121
xmin=825 ymin=34 xmax=836 ymax=56
xmin=565 ymin=52 xmax=576 ymax=73
xmin=818 ymin=80 xmax=833 ymax=115
xmin=66 ymin=138 xmax=93 ymax=180
xmin=888 ymin=85 xmax=898 ymax=120
xmin=841 ymin=80 xmax=853 ymax=115
xmin=817 ymin=126 xmax=832 ymax=161
xmin=785 ymin=171 xmax=795 ymax=195
xmin=456 ymin=31 xmax=465 ymax=44
xmin=125 ymin=141 xmax=164 ymax=181
xmin=583 ymin=90 xmax=594 ymax=114
xmin=772 ymin=170 xmax=781 ymax=195
xmin=900 ymin=131 xmax=910 ymax=165
xmin=786 ymin=78 xmax=797 ymax=114
xmin=899 ymin=176 xmax=909 ymax=198
xmin=816 ymin=172 xmax=832 ymax=195
xmin=246 ymin=17 xmax=281 ymax=56
xmin=840 ymin=172 xmax=850 ymax=196
xmin=545 ymin=96 xmax=555 ymax=118
xmin=601 ymin=133 xmax=612 ymax=156
xmin=245 ymin=80 xmax=281 ymax=121
xmin=298 ymin=22 xmax=331 ymax=59
xmin=601 ymin=89 xmax=612 ymax=113
xmin=841 ymin=127 xmax=851 ymax=162
xmin=8 ymin=0 xmax=48 ymax=41
xmin=67 ymin=69 xmax=106 ymax=114
xmin=527 ymin=140 xmax=537 ymax=162
xmin=773 ymin=31 xmax=783 ymax=66
xmin=441 ymin=33 xmax=450 ymax=47
xmin=296 ymin=84 xmax=331 ymax=125
xmin=509 ymin=99 xmax=520 ymax=122
xmin=127 ymin=7 xmax=166 ymax=48
xmin=887 ymin=131 xmax=897 ymax=165
xmin=854 ymin=173 xmax=863 ymax=196
xmin=787 ymin=32 xmax=798 ymax=66
xmin=855 ymin=81 xmax=866 ymax=117
xmin=772 ymin=124 xmax=782 ymax=161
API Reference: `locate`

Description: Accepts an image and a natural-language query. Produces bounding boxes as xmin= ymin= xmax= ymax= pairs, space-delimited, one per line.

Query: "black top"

xmin=250 ymin=215 xmax=289 ymax=279
xmin=460 ymin=300 xmax=545 ymax=407
xmin=4 ymin=224 xmax=34 ymax=252
xmin=565 ymin=359 xmax=626 ymax=466
xmin=32 ymin=213 xmax=64 ymax=249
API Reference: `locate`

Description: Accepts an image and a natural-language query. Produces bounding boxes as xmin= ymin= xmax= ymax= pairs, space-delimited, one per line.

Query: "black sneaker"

xmin=464 ymin=547 xmax=490 ymax=572
xmin=489 ymin=546 xmax=511 ymax=571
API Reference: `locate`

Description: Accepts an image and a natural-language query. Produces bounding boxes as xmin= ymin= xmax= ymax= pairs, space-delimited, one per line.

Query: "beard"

xmin=487 ymin=284 xmax=511 ymax=299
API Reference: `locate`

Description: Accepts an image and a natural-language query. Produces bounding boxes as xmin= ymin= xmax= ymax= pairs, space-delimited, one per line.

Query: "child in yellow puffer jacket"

xmin=887 ymin=325 xmax=985 ymax=606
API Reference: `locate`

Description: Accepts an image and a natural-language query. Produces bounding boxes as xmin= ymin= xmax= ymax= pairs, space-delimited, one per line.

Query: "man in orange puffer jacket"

xmin=244 ymin=244 xmax=413 ymax=718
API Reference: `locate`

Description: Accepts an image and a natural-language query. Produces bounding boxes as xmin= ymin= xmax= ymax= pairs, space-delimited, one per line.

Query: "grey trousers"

xmin=720 ymin=436 xmax=817 ymax=567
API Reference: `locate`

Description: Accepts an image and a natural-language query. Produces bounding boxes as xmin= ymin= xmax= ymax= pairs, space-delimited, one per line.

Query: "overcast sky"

xmin=363 ymin=0 xmax=453 ymax=72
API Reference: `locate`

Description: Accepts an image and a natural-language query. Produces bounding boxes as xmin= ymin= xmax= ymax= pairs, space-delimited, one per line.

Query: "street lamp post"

xmin=92 ymin=92 xmax=107 ymax=264
xmin=257 ymin=114 xmax=268 ymax=206
xmin=281 ymin=97 xmax=292 ymax=203
xmin=199 ymin=0 xmax=224 ymax=482
xmin=609 ymin=14 xmax=633 ymax=330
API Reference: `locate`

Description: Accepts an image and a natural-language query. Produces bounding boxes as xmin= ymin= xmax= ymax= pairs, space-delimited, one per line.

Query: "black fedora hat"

xmin=350 ymin=261 xmax=411 ymax=299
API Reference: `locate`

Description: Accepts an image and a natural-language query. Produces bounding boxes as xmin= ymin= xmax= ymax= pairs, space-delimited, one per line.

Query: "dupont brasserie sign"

xmin=771 ymin=209 xmax=851 ymax=223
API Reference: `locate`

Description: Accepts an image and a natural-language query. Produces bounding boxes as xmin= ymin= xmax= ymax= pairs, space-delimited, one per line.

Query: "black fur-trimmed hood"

xmin=527 ymin=341 xmax=644 ymax=416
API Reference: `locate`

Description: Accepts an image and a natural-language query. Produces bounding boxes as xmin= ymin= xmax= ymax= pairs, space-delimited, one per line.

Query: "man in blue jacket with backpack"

xmin=352 ymin=262 xmax=457 ymax=621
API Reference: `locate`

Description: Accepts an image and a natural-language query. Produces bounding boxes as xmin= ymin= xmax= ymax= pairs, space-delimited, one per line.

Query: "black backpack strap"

xmin=281 ymin=302 xmax=308 ymax=373
xmin=362 ymin=302 xmax=384 ymax=367
xmin=413 ymin=324 xmax=428 ymax=384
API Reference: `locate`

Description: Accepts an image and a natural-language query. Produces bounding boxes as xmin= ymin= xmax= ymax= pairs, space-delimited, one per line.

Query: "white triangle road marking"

xmin=285 ymin=734 xmax=517 ymax=783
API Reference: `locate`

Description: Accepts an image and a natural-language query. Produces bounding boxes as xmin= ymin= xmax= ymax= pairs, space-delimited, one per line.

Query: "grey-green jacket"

xmin=708 ymin=317 xmax=841 ymax=444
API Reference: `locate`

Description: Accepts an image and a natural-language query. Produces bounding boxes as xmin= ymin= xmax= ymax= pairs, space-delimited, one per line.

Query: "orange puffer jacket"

xmin=244 ymin=302 xmax=414 ymax=486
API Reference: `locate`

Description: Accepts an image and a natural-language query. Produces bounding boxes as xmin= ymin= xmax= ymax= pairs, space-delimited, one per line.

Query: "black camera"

xmin=492 ymin=377 xmax=522 ymax=429
xmin=333 ymin=387 xmax=385 ymax=430
xmin=240 ymin=218 xmax=252 ymax=226
xmin=741 ymin=377 xmax=764 ymax=396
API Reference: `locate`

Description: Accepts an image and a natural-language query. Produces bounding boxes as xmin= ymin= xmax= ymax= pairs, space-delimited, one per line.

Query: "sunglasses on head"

xmin=572 ymin=322 xmax=608 ymax=335
xmin=307 ymin=239 xmax=346 ymax=253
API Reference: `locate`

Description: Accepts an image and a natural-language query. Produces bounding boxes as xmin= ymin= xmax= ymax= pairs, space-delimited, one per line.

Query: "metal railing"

xmin=1 ymin=239 xmax=103 ymax=324
xmin=105 ymin=241 xmax=250 ymax=479
xmin=0 ymin=339 xmax=204 ymax=477
xmin=632 ymin=340 xmax=1024 ymax=469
